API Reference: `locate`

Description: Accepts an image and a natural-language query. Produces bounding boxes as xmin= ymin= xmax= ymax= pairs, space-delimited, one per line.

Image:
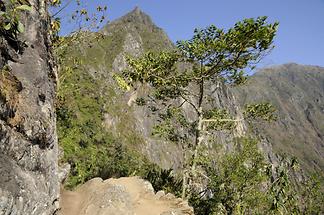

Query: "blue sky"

xmin=58 ymin=0 xmax=324 ymax=67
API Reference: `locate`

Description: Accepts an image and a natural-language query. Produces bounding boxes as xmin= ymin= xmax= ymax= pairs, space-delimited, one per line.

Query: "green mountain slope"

xmin=57 ymin=8 xmax=178 ymax=187
xmin=235 ymin=63 xmax=324 ymax=172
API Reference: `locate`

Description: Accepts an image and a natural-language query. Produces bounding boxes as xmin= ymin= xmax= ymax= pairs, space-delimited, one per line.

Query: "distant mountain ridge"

xmin=235 ymin=63 xmax=324 ymax=172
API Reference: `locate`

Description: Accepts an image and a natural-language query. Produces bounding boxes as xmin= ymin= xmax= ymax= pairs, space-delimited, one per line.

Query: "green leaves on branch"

xmin=0 ymin=0 xmax=32 ymax=38
xmin=123 ymin=17 xmax=279 ymax=102
xmin=268 ymin=157 xmax=300 ymax=213
xmin=124 ymin=51 xmax=191 ymax=101
xmin=135 ymin=97 xmax=146 ymax=106
xmin=113 ymin=73 xmax=131 ymax=91
xmin=69 ymin=2 xmax=107 ymax=29
xmin=152 ymin=107 xmax=191 ymax=143
xmin=48 ymin=0 xmax=61 ymax=7
xmin=50 ymin=0 xmax=108 ymax=41
xmin=227 ymin=70 xmax=247 ymax=85
xmin=50 ymin=17 xmax=61 ymax=38
xmin=15 ymin=4 xmax=32 ymax=11
xmin=190 ymin=138 xmax=270 ymax=214
xmin=190 ymin=138 xmax=324 ymax=215
xmin=244 ymin=102 xmax=277 ymax=122
xmin=176 ymin=17 xmax=278 ymax=83
xmin=143 ymin=167 xmax=183 ymax=197
xmin=125 ymin=51 xmax=180 ymax=84
xmin=125 ymin=51 xmax=186 ymax=85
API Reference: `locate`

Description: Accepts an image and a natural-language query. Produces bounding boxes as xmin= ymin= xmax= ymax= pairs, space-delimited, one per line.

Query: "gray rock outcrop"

xmin=60 ymin=177 xmax=193 ymax=215
xmin=0 ymin=0 xmax=59 ymax=214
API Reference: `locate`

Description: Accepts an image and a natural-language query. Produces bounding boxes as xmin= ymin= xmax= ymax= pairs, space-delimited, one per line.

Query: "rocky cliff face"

xmin=57 ymin=7 xmax=182 ymax=177
xmin=104 ymin=7 xmax=181 ymax=169
xmin=96 ymin=8 xmax=263 ymax=166
xmin=57 ymin=7 xmax=247 ymax=174
xmin=0 ymin=1 xmax=59 ymax=214
xmin=234 ymin=63 xmax=324 ymax=172
xmin=101 ymin=7 xmax=173 ymax=52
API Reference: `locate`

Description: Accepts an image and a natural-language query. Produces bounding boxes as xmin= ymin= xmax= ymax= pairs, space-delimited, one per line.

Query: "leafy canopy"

xmin=123 ymin=16 xmax=278 ymax=92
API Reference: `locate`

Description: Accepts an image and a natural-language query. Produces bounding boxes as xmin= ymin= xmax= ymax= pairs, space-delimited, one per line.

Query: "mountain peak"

xmin=100 ymin=8 xmax=173 ymax=52
xmin=122 ymin=6 xmax=153 ymax=26
xmin=132 ymin=6 xmax=142 ymax=13
xmin=101 ymin=7 xmax=157 ymax=34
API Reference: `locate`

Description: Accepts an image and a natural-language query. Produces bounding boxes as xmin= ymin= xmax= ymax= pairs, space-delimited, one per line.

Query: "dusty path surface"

xmin=59 ymin=177 xmax=193 ymax=215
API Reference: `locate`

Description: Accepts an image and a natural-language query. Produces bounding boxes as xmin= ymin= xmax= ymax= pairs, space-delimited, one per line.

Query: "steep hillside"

xmin=235 ymin=63 xmax=324 ymax=172
xmin=57 ymin=7 xmax=182 ymax=188
xmin=57 ymin=7 xmax=247 ymax=188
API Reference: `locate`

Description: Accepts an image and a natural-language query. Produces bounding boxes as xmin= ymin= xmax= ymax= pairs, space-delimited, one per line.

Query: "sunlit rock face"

xmin=60 ymin=177 xmax=194 ymax=215
xmin=57 ymin=7 xmax=261 ymax=171
xmin=100 ymin=7 xmax=249 ymax=168
xmin=0 ymin=0 xmax=59 ymax=214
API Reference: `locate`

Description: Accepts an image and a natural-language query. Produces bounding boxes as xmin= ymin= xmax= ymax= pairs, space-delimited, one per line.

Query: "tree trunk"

xmin=184 ymin=72 xmax=205 ymax=199
xmin=191 ymin=106 xmax=204 ymax=175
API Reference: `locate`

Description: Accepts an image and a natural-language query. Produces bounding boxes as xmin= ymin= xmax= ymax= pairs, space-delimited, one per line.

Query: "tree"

xmin=121 ymin=17 xmax=278 ymax=199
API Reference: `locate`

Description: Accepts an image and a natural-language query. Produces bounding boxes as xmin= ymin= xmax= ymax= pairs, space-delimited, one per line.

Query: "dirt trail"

xmin=59 ymin=177 xmax=193 ymax=215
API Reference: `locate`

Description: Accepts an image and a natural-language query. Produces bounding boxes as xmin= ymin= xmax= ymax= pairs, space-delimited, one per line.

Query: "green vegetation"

xmin=0 ymin=0 xmax=32 ymax=53
xmin=54 ymin=7 xmax=179 ymax=189
xmin=53 ymin=6 xmax=324 ymax=214
xmin=188 ymin=138 xmax=324 ymax=214
xmin=191 ymin=138 xmax=270 ymax=214
xmin=56 ymin=34 xmax=149 ymax=188
xmin=122 ymin=17 xmax=279 ymax=199
xmin=120 ymin=16 xmax=324 ymax=214
xmin=0 ymin=0 xmax=32 ymax=37
xmin=143 ymin=137 xmax=324 ymax=214
xmin=56 ymin=62 xmax=154 ymax=188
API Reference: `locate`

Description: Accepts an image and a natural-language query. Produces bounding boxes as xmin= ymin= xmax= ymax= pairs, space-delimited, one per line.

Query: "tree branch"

xmin=180 ymin=94 xmax=199 ymax=114
xmin=202 ymin=118 xmax=244 ymax=123
xmin=51 ymin=0 xmax=74 ymax=18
